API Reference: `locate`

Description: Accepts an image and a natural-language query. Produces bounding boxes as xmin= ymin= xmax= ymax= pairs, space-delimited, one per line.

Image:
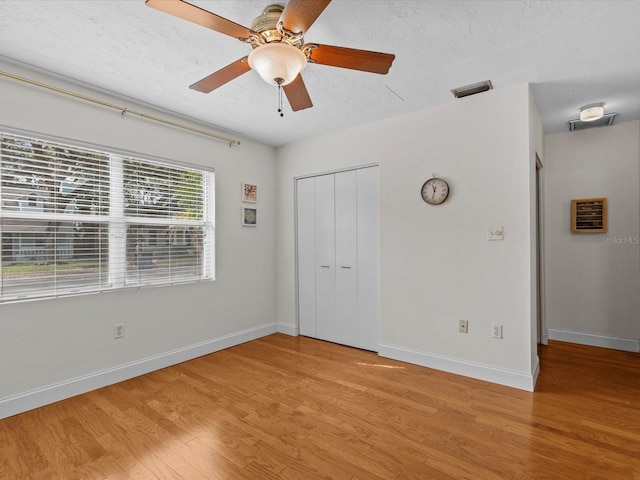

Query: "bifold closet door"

xmin=314 ymin=174 xmax=339 ymax=344
xmin=332 ymin=170 xmax=358 ymax=346
xmin=296 ymin=176 xmax=316 ymax=338
xmin=296 ymin=167 xmax=379 ymax=351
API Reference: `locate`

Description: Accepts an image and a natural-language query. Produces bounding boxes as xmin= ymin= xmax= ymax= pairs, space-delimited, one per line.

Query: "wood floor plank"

xmin=94 ymin=433 xmax=158 ymax=480
xmin=2 ymin=335 xmax=640 ymax=479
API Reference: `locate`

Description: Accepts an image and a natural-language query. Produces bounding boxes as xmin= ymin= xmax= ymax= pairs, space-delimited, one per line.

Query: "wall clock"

xmin=421 ymin=175 xmax=450 ymax=205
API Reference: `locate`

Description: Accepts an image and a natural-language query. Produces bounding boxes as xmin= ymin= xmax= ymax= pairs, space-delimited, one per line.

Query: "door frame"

xmin=536 ymin=153 xmax=547 ymax=345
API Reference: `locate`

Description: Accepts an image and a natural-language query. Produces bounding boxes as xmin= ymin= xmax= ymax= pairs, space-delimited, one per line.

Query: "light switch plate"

xmin=487 ymin=226 xmax=504 ymax=241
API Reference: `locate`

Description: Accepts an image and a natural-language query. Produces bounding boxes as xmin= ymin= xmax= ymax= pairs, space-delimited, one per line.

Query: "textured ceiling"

xmin=1 ymin=0 xmax=640 ymax=146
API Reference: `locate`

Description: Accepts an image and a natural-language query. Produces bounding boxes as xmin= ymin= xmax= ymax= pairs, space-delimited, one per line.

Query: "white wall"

xmin=0 ymin=60 xmax=278 ymax=418
xmin=277 ymin=84 xmax=540 ymax=390
xmin=544 ymin=120 xmax=640 ymax=351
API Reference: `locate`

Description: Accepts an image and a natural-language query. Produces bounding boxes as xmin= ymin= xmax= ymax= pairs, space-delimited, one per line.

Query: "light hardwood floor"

xmin=1 ymin=334 xmax=639 ymax=479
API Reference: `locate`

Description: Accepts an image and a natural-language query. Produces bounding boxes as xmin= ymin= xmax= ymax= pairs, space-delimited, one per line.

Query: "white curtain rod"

xmin=0 ymin=70 xmax=241 ymax=147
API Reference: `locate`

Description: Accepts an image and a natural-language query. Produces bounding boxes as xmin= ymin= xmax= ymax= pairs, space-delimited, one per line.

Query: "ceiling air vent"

xmin=569 ymin=113 xmax=616 ymax=131
xmin=451 ymin=80 xmax=493 ymax=98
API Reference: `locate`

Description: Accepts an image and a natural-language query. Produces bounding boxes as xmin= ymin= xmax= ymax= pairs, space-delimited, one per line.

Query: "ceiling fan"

xmin=145 ymin=0 xmax=395 ymax=114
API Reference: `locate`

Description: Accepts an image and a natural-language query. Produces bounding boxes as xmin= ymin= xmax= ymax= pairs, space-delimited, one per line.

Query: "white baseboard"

xmin=0 ymin=323 xmax=277 ymax=420
xmin=277 ymin=323 xmax=298 ymax=336
xmin=378 ymin=343 xmax=538 ymax=392
xmin=531 ymin=354 xmax=540 ymax=390
xmin=547 ymin=329 xmax=640 ymax=353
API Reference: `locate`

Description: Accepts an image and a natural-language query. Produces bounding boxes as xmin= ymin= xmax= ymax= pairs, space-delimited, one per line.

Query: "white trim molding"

xmin=0 ymin=323 xmax=277 ymax=420
xmin=379 ymin=343 xmax=539 ymax=392
xmin=547 ymin=329 xmax=640 ymax=353
xmin=277 ymin=323 xmax=299 ymax=336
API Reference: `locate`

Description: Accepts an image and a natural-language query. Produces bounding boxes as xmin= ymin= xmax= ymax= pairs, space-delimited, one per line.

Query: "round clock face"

xmin=421 ymin=177 xmax=450 ymax=205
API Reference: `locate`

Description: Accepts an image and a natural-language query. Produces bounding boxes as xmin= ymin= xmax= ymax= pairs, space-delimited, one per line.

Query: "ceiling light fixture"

xmin=579 ymin=103 xmax=605 ymax=122
xmin=248 ymin=43 xmax=307 ymax=87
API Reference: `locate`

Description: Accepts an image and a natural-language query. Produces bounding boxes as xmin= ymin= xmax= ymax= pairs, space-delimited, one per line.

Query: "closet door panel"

xmin=296 ymin=177 xmax=317 ymax=337
xmin=296 ymin=167 xmax=380 ymax=352
xmin=334 ymin=170 xmax=358 ymax=346
xmin=356 ymin=166 xmax=380 ymax=351
xmin=314 ymin=174 xmax=336 ymax=343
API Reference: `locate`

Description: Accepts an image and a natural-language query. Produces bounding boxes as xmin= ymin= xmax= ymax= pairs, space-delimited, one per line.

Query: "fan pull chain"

xmin=275 ymin=77 xmax=284 ymax=117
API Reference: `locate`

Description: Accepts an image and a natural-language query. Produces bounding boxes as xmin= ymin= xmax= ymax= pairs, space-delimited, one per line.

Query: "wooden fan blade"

xmin=283 ymin=74 xmax=313 ymax=111
xmin=189 ymin=57 xmax=251 ymax=93
xmin=145 ymin=0 xmax=255 ymax=40
xmin=279 ymin=0 xmax=331 ymax=34
xmin=308 ymin=44 xmax=395 ymax=74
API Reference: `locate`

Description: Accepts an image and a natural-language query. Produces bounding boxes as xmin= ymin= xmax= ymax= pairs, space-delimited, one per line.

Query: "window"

xmin=0 ymin=131 xmax=214 ymax=302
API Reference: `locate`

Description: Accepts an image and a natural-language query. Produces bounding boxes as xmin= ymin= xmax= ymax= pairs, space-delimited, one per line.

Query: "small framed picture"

xmin=242 ymin=183 xmax=257 ymax=203
xmin=242 ymin=207 xmax=257 ymax=226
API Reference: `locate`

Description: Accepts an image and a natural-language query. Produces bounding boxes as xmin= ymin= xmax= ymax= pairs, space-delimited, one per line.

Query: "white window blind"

xmin=0 ymin=131 xmax=214 ymax=302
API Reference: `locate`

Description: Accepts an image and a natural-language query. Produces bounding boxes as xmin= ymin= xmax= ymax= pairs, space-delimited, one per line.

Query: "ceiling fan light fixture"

xmin=248 ymin=43 xmax=307 ymax=86
xmin=579 ymin=102 xmax=605 ymax=122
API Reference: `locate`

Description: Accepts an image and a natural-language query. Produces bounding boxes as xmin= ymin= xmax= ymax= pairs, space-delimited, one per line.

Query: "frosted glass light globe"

xmin=248 ymin=43 xmax=307 ymax=86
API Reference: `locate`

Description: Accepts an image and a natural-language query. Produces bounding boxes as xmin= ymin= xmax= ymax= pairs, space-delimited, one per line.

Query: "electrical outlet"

xmin=492 ymin=323 xmax=503 ymax=339
xmin=114 ymin=323 xmax=124 ymax=339
xmin=458 ymin=319 xmax=469 ymax=334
